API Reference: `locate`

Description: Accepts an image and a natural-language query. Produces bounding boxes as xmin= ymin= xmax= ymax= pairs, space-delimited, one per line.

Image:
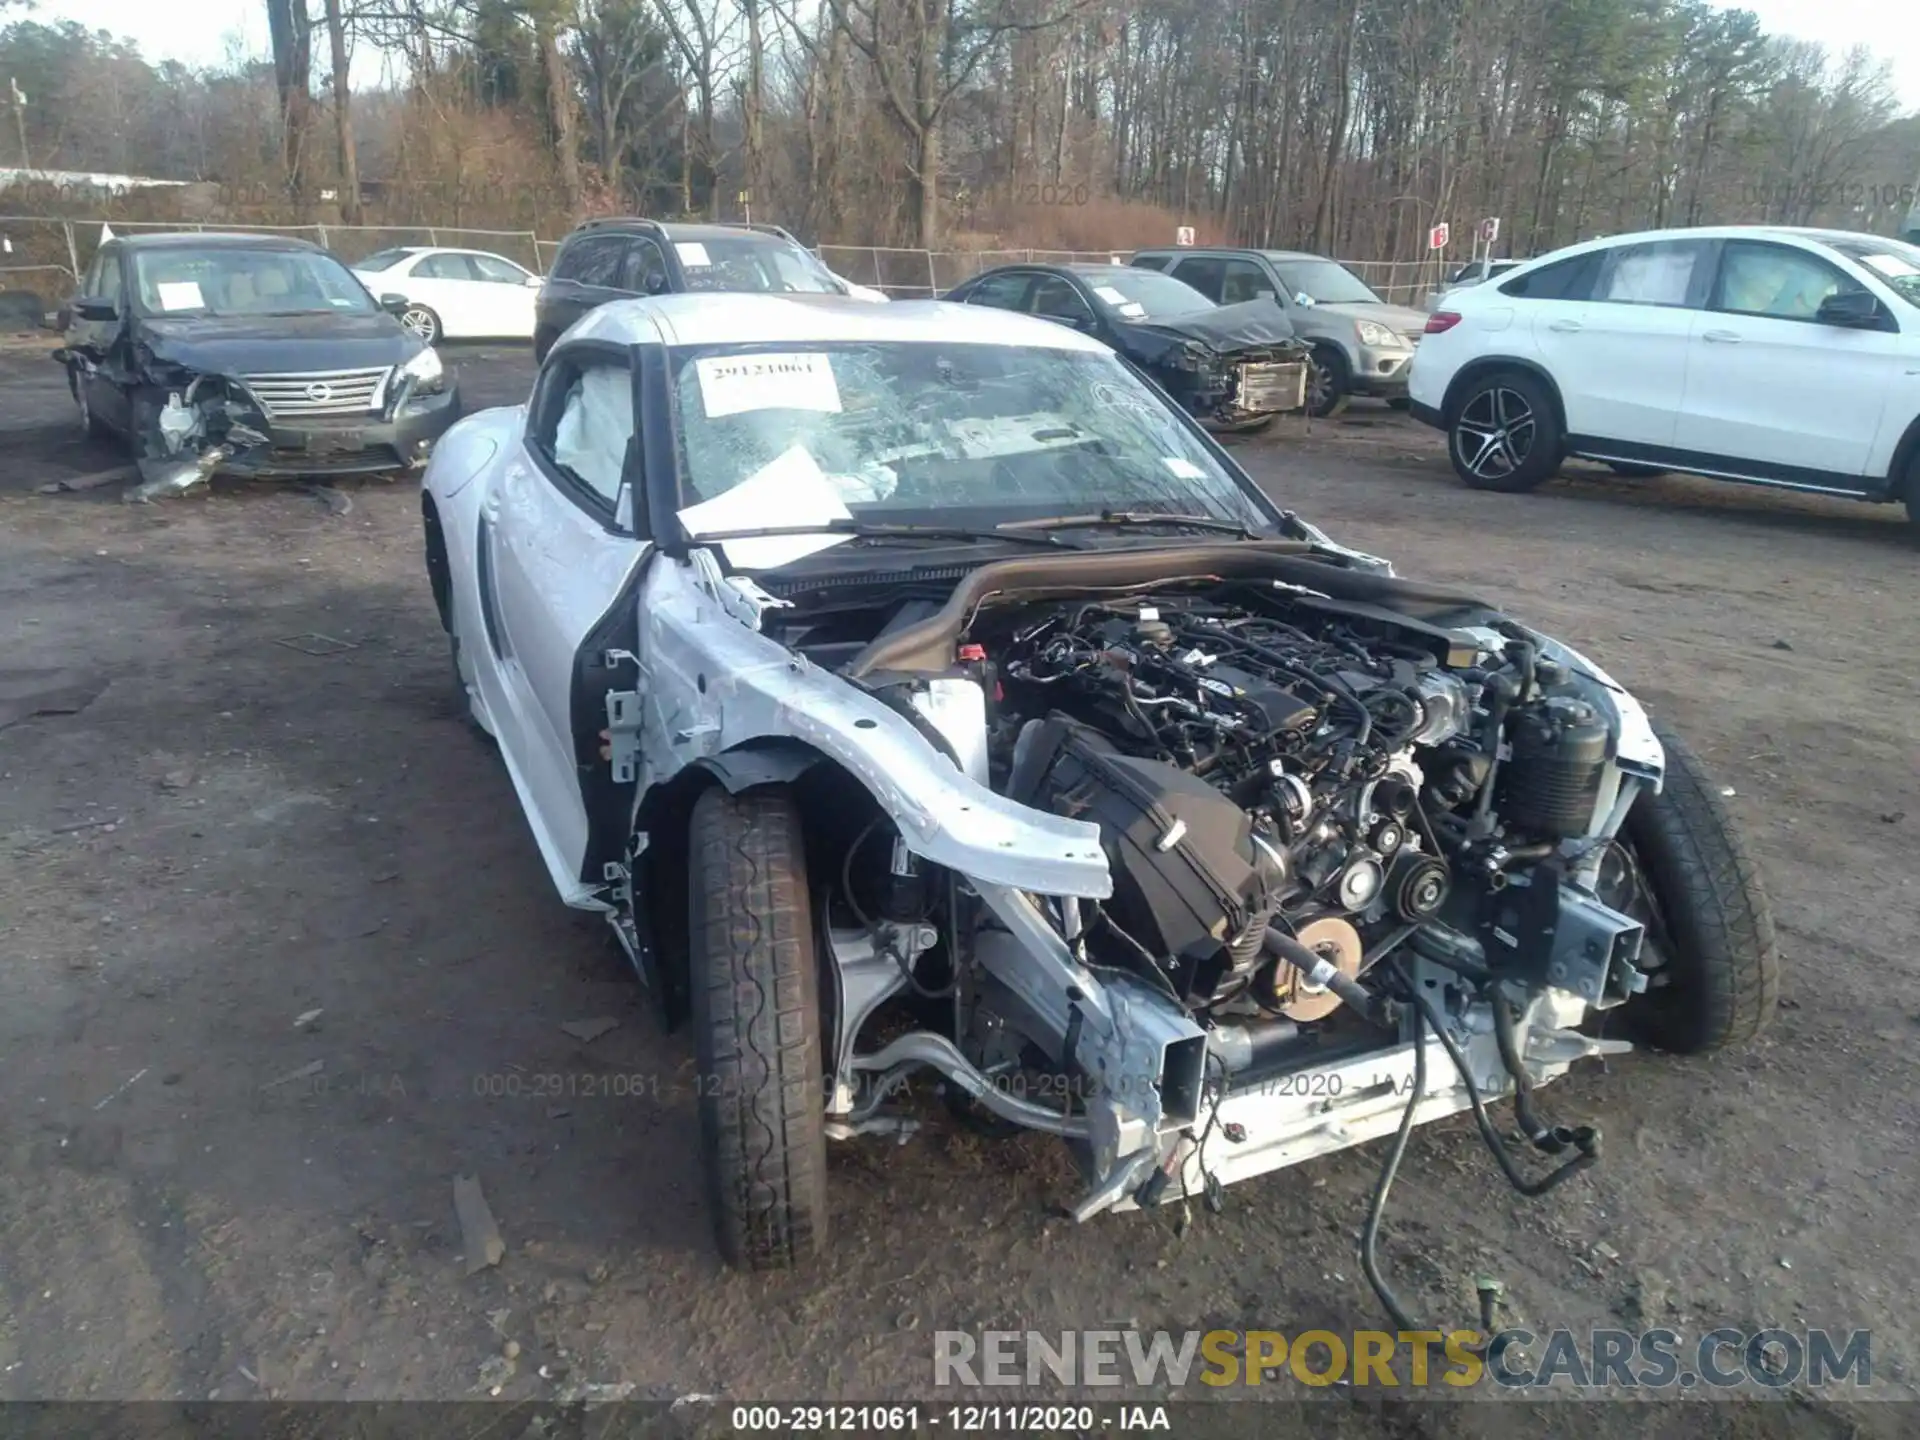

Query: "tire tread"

xmin=688 ymin=786 xmax=828 ymax=1269
xmin=1625 ymin=724 xmax=1780 ymax=1053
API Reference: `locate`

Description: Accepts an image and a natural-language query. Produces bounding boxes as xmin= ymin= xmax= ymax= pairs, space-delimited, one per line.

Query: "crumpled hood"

xmin=1122 ymin=298 xmax=1300 ymax=353
xmin=1307 ymin=299 xmax=1430 ymax=338
xmin=138 ymin=311 xmax=422 ymax=375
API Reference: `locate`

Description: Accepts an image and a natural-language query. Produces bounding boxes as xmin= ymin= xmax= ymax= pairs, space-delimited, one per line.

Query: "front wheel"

xmin=688 ymin=786 xmax=830 ymax=1269
xmin=400 ymin=304 xmax=441 ymax=344
xmin=1609 ymin=724 xmax=1780 ymax=1054
xmin=1306 ymin=345 xmax=1351 ymax=419
xmin=1447 ymin=370 xmax=1562 ymax=492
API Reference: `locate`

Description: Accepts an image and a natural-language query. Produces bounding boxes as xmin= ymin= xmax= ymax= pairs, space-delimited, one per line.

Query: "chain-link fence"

xmin=0 ymin=213 xmax=1436 ymax=307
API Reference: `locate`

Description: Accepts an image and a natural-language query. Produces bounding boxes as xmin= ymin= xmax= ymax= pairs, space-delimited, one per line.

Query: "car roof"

xmin=560 ymin=292 xmax=1112 ymax=354
xmin=1134 ymin=246 xmax=1335 ymax=263
xmin=109 ymin=231 xmax=323 ymax=252
xmin=1513 ymin=223 xmax=1908 ymax=267
xmin=562 ymin=218 xmax=799 ymax=245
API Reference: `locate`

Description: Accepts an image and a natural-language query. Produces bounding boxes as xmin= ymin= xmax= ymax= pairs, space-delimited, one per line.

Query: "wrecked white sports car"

xmin=421 ymin=294 xmax=1777 ymax=1321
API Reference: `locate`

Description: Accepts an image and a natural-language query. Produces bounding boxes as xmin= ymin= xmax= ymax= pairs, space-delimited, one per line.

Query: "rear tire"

xmin=70 ymin=367 xmax=112 ymax=441
xmin=1446 ymin=369 xmax=1562 ymax=492
xmin=1618 ymin=724 xmax=1780 ymax=1054
xmin=688 ymin=786 xmax=829 ymax=1270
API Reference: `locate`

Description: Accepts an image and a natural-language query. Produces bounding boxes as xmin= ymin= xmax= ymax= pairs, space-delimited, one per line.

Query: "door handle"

xmin=1546 ymin=319 xmax=1582 ymax=333
xmin=1702 ymin=329 xmax=1741 ymax=343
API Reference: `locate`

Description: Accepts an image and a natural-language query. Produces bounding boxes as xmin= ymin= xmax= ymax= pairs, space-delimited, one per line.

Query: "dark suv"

xmin=534 ymin=219 xmax=870 ymax=361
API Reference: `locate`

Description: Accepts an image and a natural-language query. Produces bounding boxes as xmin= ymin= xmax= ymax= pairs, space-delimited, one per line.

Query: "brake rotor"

xmin=1264 ymin=916 xmax=1364 ymax=1022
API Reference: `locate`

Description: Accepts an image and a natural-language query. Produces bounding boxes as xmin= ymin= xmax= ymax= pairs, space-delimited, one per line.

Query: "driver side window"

xmin=529 ymin=352 xmax=640 ymax=525
xmin=1028 ymin=275 xmax=1093 ymax=326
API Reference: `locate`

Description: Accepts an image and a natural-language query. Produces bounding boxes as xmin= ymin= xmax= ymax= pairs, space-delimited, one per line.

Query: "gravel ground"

xmin=1 ymin=338 xmax=1914 ymax=1436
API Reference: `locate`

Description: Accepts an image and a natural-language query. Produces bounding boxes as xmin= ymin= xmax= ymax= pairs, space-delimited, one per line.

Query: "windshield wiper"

xmin=684 ymin=519 xmax=1078 ymax=549
xmin=996 ymin=510 xmax=1258 ymax=539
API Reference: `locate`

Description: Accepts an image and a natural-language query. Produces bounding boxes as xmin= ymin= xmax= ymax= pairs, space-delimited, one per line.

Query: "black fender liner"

xmin=1886 ymin=412 xmax=1920 ymax=498
xmin=692 ymin=738 xmax=824 ymax=794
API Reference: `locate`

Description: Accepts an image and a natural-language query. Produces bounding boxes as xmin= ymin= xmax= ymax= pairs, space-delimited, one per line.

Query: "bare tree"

xmin=265 ymin=0 xmax=315 ymax=200
xmin=322 ymin=0 xmax=362 ymax=222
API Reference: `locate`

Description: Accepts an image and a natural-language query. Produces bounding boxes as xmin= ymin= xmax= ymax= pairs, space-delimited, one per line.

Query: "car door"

xmin=1673 ymin=239 xmax=1899 ymax=481
xmin=475 ymin=341 xmax=649 ymax=894
xmin=408 ymin=251 xmax=487 ymax=338
xmin=544 ymin=234 xmax=634 ymax=336
xmin=69 ymin=244 xmax=132 ymax=432
xmin=1530 ymin=237 xmax=1713 ymax=448
xmin=469 ymin=252 xmax=539 ymax=337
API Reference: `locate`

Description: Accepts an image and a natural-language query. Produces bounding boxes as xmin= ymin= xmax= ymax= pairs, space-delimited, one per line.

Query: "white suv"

xmin=1406 ymin=226 xmax=1920 ymax=532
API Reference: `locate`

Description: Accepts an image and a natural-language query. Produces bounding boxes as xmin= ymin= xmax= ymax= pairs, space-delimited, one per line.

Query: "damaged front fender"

xmin=634 ymin=551 xmax=1114 ymax=898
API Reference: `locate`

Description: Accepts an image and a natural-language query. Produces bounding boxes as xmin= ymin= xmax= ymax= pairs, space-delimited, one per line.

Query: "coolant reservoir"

xmin=909 ymin=678 xmax=990 ymax=787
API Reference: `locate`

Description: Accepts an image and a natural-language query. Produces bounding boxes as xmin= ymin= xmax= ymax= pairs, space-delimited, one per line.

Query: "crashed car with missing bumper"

xmin=422 ymin=293 xmax=1777 ymax=1318
xmin=55 ymin=232 xmax=459 ymax=500
xmin=940 ymin=262 xmax=1308 ymax=432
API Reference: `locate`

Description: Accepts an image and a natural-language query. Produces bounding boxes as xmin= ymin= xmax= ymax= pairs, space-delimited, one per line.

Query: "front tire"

xmin=400 ymin=304 xmax=441 ymax=344
xmin=1306 ymin=345 xmax=1351 ymax=419
xmin=688 ymin=786 xmax=829 ymax=1269
xmin=1616 ymin=724 xmax=1780 ymax=1054
xmin=1447 ymin=369 xmax=1562 ymax=492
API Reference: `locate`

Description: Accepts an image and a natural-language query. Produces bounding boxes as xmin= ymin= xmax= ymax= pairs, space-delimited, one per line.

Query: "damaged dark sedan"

xmin=54 ymin=232 xmax=461 ymax=500
xmin=941 ymin=262 xmax=1308 ymax=432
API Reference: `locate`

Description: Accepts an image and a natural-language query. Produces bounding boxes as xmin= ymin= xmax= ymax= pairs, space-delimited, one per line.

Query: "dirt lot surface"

xmin=2 ymin=338 xmax=1915 ymax=1434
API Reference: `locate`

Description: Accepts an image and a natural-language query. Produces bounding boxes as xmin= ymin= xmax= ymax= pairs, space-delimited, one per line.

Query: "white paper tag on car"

xmin=695 ymin=351 xmax=842 ymax=419
xmin=1163 ymin=457 xmax=1207 ymax=480
xmin=155 ymin=281 xmax=204 ymax=310
xmin=676 ymin=443 xmax=853 ymax=569
xmin=1093 ymin=285 xmax=1128 ymax=304
xmin=675 ymin=242 xmax=712 ymax=267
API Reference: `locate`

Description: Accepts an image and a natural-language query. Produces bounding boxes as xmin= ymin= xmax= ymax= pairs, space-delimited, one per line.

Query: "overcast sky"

xmin=27 ymin=0 xmax=1920 ymax=110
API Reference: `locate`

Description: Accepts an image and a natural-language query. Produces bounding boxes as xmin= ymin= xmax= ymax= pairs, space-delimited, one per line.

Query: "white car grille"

xmin=242 ymin=366 xmax=392 ymax=420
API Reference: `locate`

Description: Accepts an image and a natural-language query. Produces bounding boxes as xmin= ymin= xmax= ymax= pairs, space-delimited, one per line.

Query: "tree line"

xmin=2 ymin=0 xmax=1916 ymax=259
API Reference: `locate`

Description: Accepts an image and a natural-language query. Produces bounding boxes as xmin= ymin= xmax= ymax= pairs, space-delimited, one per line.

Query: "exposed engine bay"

xmin=739 ymin=560 xmax=1666 ymax=1328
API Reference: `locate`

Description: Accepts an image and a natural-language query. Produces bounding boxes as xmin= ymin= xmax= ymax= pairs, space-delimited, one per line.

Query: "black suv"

xmin=55 ymin=231 xmax=460 ymax=497
xmin=533 ymin=219 xmax=867 ymax=361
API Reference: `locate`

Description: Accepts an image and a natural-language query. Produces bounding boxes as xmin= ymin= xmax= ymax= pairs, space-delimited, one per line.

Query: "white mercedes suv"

xmin=1406 ymin=226 xmax=1920 ymax=533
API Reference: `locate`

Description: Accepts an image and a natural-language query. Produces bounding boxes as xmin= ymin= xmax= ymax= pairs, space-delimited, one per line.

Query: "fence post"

xmin=870 ymin=247 xmax=881 ymax=290
xmin=62 ymin=221 xmax=79 ymax=281
xmin=926 ymin=249 xmax=937 ymax=299
xmin=316 ymin=223 xmax=329 ymax=251
xmin=428 ymin=228 xmax=439 ymax=246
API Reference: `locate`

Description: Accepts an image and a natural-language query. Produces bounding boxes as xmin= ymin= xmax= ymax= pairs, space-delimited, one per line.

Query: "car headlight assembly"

xmin=399 ymin=346 xmax=446 ymax=395
xmin=1356 ymin=320 xmax=1399 ymax=348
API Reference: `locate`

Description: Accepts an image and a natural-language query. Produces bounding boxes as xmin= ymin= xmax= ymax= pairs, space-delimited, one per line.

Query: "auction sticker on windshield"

xmin=696 ymin=351 xmax=843 ymax=418
xmin=156 ymin=281 xmax=204 ymax=311
xmin=1861 ymin=253 xmax=1919 ymax=279
xmin=676 ymin=443 xmax=854 ymax=569
xmin=675 ymin=241 xmax=713 ymax=268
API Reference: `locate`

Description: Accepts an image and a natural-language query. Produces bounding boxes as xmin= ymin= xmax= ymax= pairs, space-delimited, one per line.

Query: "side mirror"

xmin=73 ymin=295 xmax=118 ymax=322
xmin=1815 ymin=289 xmax=1886 ymax=329
xmin=379 ymin=293 xmax=409 ymax=316
xmin=642 ymin=271 xmax=669 ymax=296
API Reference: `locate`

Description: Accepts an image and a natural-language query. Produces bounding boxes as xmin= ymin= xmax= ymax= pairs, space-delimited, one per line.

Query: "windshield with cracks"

xmin=130 ymin=247 xmax=379 ymax=317
xmin=668 ymin=341 xmax=1277 ymax=536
